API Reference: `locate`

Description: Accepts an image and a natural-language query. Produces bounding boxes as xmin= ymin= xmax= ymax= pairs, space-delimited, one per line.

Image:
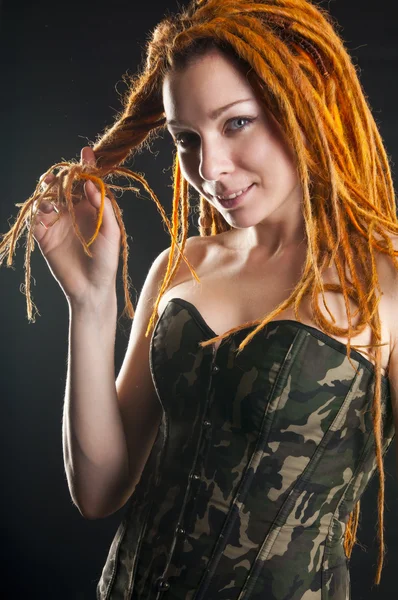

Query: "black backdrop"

xmin=0 ymin=1 xmax=397 ymax=598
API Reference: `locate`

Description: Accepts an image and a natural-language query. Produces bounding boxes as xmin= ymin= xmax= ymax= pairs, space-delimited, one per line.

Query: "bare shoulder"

xmin=158 ymin=232 xmax=226 ymax=286
xmin=377 ymin=233 xmax=398 ymax=446
xmin=375 ymin=233 xmax=398 ymax=339
xmin=374 ymin=232 xmax=398 ymax=378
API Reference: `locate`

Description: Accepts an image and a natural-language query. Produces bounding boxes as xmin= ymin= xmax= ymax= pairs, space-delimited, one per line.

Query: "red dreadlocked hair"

xmin=1 ymin=0 xmax=397 ymax=584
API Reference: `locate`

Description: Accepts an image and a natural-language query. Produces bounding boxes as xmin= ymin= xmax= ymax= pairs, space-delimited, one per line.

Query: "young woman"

xmin=1 ymin=1 xmax=397 ymax=598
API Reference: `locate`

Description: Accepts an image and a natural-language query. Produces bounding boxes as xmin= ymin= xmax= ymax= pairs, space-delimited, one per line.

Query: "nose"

xmin=198 ymin=138 xmax=234 ymax=182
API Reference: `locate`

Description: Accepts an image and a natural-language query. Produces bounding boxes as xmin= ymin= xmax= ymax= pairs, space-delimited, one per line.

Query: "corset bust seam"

xmin=235 ymin=340 xmax=362 ymax=599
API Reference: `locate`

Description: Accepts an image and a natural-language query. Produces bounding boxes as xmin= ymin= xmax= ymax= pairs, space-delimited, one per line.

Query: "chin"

xmin=223 ymin=215 xmax=259 ymax=230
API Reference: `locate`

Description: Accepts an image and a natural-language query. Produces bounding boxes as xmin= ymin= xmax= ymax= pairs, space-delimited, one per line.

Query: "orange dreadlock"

xmin=1 ymin=0 xmax=397 ymax=585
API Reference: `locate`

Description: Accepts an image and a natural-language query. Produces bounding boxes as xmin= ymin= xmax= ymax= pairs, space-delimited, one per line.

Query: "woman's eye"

xmin=226 ymin=116 xmax=254 ymax=131
xmin=174 ymin=117 xmax=255 ymax=149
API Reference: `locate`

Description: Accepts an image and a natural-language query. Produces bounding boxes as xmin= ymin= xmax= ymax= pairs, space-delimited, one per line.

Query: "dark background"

xmin=0 ymin=0 xmax=397 ymax=598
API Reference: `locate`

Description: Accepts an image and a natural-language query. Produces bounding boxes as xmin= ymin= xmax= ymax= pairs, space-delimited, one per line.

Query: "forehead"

xmin=162 ymin=50 xmax=256 ymax=122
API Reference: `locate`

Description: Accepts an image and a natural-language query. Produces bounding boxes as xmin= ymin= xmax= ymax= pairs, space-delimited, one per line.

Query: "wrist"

xmin=67 ymin=289 xmax=118 ymax=319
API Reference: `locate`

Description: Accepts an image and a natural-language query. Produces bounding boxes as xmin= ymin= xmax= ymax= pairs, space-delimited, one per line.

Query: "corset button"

xmin=176 ymin=526 xmax=185 ymax=535
xmin=203 ymin=420 xmax=212 ymax=427
xmin=156 ymin=579 xmax=170 ymax=591
xmin=212 ymin=364 xmax=220 ymax=374
xmin=191 ymin=473 xmax=200 ymax=480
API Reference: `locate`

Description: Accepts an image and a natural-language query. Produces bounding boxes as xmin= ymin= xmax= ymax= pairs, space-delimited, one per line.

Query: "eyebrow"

xmin=166 ymin=98 xmax=254 ymax=127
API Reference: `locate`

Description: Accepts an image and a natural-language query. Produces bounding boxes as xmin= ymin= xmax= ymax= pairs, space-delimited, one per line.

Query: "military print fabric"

xmin=97 ymin=298 xmax=395 ymax=600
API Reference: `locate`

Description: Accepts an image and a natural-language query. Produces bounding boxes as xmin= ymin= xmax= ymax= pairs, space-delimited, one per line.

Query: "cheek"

xmin=241 ymin=132 xmax=272 ymax=172
xmin=247 ymin=130 xmax=297 ymax=181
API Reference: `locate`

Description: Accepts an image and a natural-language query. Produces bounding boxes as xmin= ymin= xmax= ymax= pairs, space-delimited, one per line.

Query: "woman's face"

xmin=162 ymin=49 xmax=303 ymax=231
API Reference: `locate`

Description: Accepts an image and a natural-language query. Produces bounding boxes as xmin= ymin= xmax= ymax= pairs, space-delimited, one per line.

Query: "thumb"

xmin=84 ymin=179 xmax=104 ymax=211
xmin=81 ymin=146 xmax=103 ymax=209
xmin=81 ymin=146 xmax=118 ymax=239
xmin=80 ymin=145 xmax=96 ymax=167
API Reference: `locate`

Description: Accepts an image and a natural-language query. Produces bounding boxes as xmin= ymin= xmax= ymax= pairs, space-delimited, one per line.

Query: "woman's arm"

xmin=28 ymin=146 xmax=168 ymax=519
xmin=63 ymin=291 xmax=129 ymax=519
xmin=62 ymin=246 xmax=174 ymax=519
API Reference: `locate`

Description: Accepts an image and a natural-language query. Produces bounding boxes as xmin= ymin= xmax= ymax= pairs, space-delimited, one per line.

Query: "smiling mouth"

xmin=214 ymin=183 xmax=255 ymax=209
xmin=215 ymin=185 xmax=252 ymax=201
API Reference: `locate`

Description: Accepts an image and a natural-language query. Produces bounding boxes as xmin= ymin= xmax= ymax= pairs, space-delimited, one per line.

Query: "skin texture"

xmin=162 ymin=49 xmax=306 ymax=256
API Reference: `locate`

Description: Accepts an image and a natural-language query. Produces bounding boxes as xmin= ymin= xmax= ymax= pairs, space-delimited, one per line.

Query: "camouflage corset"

xmin=97 ymin=298 xmax=395 ymax=600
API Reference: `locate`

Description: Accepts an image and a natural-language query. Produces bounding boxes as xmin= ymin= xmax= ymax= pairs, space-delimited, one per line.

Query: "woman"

xmin=1 ymin=0 xmax=397 ymax=598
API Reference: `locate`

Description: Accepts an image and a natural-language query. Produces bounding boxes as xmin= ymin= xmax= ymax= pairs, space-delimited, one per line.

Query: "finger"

xmin=39 ymin=172 xmax=56 ymax=191
xmin=84 ymin=179 xmax=103 ymax=210
xmin=83 ymin=181 xmax=116 ymax=239
xmin=38 ymin=200 xmax=58 ymax=214
xmin=80 ymin=146 xmax=97 ymax=167
xmin=32 ymin=196 xmax=58 ymax=215
xmin=36 ymin=214 xmax=61 ymax=231
xmin=27 ymin=198 xmax=61 ymax=232
xmin=43 ymin=173 xmax=56 ymax=184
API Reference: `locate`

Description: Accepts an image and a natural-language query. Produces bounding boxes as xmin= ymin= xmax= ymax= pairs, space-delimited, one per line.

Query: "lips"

xmin=215 ymin=183 xmax=255 ymax=209
xmin=215 ymin=184 xmax=252 ymax=201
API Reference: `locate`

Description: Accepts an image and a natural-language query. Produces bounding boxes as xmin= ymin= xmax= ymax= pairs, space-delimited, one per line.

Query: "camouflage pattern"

xmin=97 ymin=298 xmax=395 ymax=600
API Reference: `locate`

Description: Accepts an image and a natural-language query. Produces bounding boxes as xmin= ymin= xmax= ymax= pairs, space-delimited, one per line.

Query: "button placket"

xmin=158 ymin=345 xmax=218 ymax=591
xmin=189 ymin=385 xmax=214 ymax=487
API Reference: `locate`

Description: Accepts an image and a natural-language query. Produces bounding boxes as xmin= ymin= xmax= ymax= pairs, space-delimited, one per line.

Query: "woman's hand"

xmin=32 ymin=146 xmax=121 ymax=306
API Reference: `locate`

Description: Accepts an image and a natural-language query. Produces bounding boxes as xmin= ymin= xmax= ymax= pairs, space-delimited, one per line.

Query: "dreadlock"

xmin=1 ymin=0 xmax=397 ymax=585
